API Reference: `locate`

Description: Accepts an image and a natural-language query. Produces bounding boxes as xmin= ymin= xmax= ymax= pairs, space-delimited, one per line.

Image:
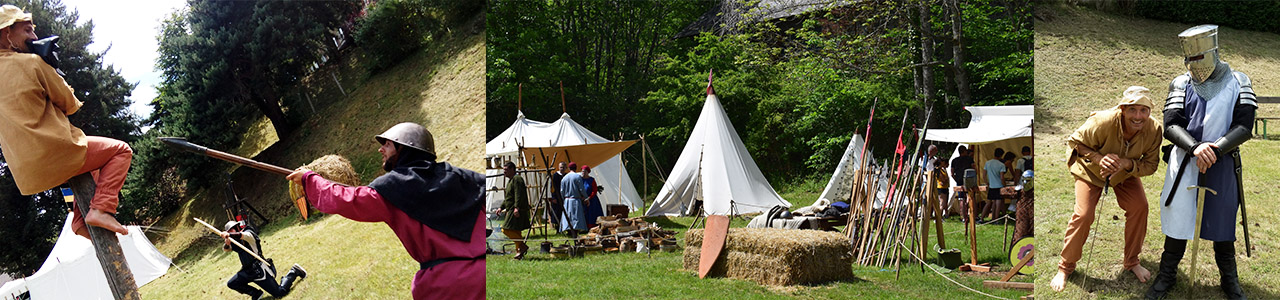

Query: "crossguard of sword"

xmin=1186 ymin=186 xmax=1218 ymax=195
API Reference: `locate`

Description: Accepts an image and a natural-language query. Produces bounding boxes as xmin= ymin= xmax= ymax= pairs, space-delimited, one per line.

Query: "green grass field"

xmin=486 ymin=176 xmax=1033 ymax=299
xmin=137 ymin=15 xmax=485 ymax=299
xmin=1035 ymin=5 xmax=1280 ymax=299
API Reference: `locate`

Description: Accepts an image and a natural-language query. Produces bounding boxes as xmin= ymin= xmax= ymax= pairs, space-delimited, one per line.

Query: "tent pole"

xmin=70 ymin=174 xmax=141 ymax=300
xmin=641 ymin=134 xmax=647 ymax=214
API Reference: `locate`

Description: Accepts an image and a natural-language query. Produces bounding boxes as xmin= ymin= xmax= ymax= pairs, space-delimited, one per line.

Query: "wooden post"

xmin=69 ymin=174 xmax=141 ymax=300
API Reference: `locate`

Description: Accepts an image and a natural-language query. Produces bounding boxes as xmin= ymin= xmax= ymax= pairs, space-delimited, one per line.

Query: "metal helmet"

xmin=375 ymin=122 xmax=436 ymax=157
xmin=1178 ymin=25 xmax=1219 ymax=83
xmin=224 ymin=220 xmax=244 ymax=232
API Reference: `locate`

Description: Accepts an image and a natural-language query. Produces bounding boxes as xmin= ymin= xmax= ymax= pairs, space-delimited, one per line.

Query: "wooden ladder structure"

xmin=69 ymin=173 xmax=140 ymax=300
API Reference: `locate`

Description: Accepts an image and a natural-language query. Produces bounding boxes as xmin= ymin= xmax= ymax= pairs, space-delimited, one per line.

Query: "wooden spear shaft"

xmin=159 ymin=137 xmax=293 ymax=176
xmin=193 ymin=218 xmax=270 ymax=265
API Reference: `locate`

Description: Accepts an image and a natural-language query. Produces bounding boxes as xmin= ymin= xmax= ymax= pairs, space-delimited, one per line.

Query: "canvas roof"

xmin=645 ymin=86 xmax=791 ymax=216
xmin=0 ymin=213 xmax=171 ymax=300
xmin=485 ymin=112 xmax=644 ymax=213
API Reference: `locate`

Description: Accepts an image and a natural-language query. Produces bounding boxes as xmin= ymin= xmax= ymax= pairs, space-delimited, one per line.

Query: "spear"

xmin=158 ymin=137 xmax=293 ymax=176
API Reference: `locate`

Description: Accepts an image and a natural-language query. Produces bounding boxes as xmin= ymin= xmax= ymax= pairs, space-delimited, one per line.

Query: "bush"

xmin=355 ymin=0 xmax=445 ymax=72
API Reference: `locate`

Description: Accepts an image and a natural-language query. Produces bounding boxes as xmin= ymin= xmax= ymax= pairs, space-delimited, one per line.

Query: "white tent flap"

xmin=646 ymin=91 xmax=791 ymax=216
xmin=17 ymin=213 xmax=172 ymax=300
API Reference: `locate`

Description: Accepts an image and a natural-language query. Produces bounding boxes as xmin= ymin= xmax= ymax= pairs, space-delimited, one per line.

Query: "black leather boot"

xmin=1215 ymin=241 xmax=1246 ymax=300
xmin=280 ymin=264 xmax=306 ymax=293
xmin=1146 ymin=236 xmax=1186 ymax=300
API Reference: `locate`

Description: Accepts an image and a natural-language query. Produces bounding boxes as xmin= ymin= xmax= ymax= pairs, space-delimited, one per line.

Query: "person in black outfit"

xmin=949 ymin=146 xmax=975 ymax=219
xmin=221 ymin=221 xmax=307 ymax=300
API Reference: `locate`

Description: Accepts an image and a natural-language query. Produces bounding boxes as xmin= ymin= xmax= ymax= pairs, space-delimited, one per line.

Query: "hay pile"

xmin=302 ymin=155 xmax=361 ymax=186
xmin=683 ymin=228 xmax=853 ymax=286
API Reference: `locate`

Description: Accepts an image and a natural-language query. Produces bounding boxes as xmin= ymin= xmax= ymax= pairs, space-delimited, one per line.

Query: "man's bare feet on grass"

xmin=1051 ymin=270 xmax=1069 ymax=292
xmin=85 ymin=208 xmax=129 ymax=236
xmin=1130 ymin=264 xmax=1151 ymax=283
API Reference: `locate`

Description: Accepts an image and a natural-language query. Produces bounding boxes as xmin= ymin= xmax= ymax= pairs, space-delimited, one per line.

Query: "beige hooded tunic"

xmin=0 ymin=48 xmax=87 ymax=194
xmin=1066 ymin=108 xmax=1163 ymax=188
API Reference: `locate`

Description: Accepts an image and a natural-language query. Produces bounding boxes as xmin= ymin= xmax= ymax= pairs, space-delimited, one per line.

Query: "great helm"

xmin=375 ymin=122 xmax=436 ymax=158
xmin=1178 ymin=25 xmax=1219 ymax=83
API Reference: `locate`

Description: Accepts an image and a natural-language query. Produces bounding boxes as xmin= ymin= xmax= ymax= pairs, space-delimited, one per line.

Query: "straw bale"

xmin=303 ymin=155 xmax=361 ymax=186
xmin=683 ymin=228 xmax=853 ymax=286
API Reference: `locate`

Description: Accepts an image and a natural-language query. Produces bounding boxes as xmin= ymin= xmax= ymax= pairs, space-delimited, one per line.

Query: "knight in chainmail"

xmin=1147 ymin=25 xmax=1255 ymax=300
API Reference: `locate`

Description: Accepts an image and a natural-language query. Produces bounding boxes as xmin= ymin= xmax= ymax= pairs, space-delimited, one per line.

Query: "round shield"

xmin=1009 ymin=237 xmax=1035 ymax=275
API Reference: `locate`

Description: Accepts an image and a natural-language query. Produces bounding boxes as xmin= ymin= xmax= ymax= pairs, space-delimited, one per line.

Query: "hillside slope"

xmin=1035 ymin=5 xmax=1280 ymax=299
xmin=137 ymin=19 xmax=485 ymax=299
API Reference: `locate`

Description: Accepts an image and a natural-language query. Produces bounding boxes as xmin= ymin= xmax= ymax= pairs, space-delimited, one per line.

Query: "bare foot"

xmin=1130 ymin=265 xmax=1151 ymax=283
xmin=1051 ymin=270 xmax=1068 ymax=292
xmin=85 ymin=208 xmax=129 ymax=236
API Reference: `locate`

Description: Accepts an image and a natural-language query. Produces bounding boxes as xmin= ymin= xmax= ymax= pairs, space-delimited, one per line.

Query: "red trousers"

xmin=1057 ymin=177 xmax=1147 ymax=274
xmin=70 ymin=136 xmax=133 ymax=235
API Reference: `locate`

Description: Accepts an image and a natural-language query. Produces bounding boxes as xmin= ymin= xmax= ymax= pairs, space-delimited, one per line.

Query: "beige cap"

xmin=1117 ymin=86 xmax=1154 ymax=109
xmin=0 ymin=5 xmax=32 ymax=30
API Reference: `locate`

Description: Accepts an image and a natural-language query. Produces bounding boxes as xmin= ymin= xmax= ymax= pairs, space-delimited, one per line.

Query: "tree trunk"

xmin=948 ymin=0 xmax=972 ymax=106
xmin=917 ymin=0 xmax=938 ymax=124
xmin=253 ymin=86 xmax=294 ymax=138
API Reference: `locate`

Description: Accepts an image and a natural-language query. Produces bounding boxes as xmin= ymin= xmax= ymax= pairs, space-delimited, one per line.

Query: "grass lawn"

xmin=137 ymin=15 xmax=486 ymax=299
xmin=487 ymin=176 xmax=1032 ymax=299
xmin=1035 ymin=5 xmax=1280 ymax=299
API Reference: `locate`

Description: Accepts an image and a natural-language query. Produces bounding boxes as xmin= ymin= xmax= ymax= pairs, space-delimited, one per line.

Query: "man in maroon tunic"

xmin=287 ymin=122 xmax=485 ymax=299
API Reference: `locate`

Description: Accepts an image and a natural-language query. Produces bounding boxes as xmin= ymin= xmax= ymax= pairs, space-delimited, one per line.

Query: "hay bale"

xmin=302 ymin=155 xmax=361 ymax=186
xmin=683 ymin=228 xmax=853 ymax=286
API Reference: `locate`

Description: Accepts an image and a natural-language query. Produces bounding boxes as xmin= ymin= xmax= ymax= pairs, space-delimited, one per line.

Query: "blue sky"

xmin=61 ymin=0 xmax=186 ymax=122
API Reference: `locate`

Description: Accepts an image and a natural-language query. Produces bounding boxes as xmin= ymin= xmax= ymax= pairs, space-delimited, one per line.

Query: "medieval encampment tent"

xmin=645 ymin=81 xmax=791 ymax=216
xmin=485 ymin=112 xmax=644 ymax=214
xmin=923 ymin=105 xmax=1034 ymax=200
xmin=0 ymin=213 xmax=171 ymax=300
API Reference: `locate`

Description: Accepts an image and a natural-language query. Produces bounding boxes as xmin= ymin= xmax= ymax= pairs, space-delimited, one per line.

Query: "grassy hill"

xmin=1035 ymin=5 xmax=1280 ymax=299
xmin=136 ymin=16 xmax=485 ymax=299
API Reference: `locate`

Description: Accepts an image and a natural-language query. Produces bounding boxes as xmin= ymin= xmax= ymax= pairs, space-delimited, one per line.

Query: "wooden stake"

xmin=70 ymin=174 xmax=140 ymax=300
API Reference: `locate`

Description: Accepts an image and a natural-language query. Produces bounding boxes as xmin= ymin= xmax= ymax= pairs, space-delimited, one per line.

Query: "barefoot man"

xmin=1050 ymin=86 xmax=1163 ymax=291
xmin=0 ymin=5 xmax=132 ymax=238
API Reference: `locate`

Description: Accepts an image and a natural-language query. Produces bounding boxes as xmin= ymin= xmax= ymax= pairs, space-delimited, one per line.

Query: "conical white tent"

xmin=645 ymin=86 xmax=791 ymax=216
xmin=816 ymin=134 xmax=871 ymax=204
xmin=0 ymin=213 xmax=172 ymax=300
xmin=485 ymin=111 xmax=644 ymax=214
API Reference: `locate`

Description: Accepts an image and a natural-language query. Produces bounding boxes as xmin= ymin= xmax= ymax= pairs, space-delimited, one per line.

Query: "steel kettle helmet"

xmin=224 ymin=220 xmax=244 ymax=232
xmin=375 ymin=122 xmax=436 ymax=158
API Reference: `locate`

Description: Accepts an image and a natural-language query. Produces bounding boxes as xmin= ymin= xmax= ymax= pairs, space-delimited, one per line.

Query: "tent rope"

xmin=897 ymin=240 xmax=1012 ymax=300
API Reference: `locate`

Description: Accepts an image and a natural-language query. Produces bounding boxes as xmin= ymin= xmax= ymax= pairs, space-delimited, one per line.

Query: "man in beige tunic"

xmin=0 ymin=5 xmax=131 ymax=238
xmin=1050 ymin=86 xmax=1163 ymax=291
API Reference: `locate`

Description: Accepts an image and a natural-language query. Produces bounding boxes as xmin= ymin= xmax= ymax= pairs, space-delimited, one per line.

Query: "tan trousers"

xmin=502 ymin=229 xmax=527 ymax=251
xmin=70 ymin=136 xmax=133 ymax=236
xmin=1057 ymin=177 xmax=1147 ymax=274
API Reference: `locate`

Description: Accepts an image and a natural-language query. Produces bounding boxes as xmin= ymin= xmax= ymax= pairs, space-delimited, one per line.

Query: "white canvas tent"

xmin=485 ymin=111 xmax=644 ymax=214
xmin=923 ymin=105 xmax=1034 ymax=200
xmin=645 ymin=86 xmax=791 ymax=216
xmin=0 ymin=213 xmax=171 ymax=300
xmin=816 ymin=134 xmax=870 ymax=204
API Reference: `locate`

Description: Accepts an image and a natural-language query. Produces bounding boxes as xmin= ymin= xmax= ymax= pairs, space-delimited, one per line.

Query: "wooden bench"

xmin=1256 ymin=96 xmax=1280 ymax=140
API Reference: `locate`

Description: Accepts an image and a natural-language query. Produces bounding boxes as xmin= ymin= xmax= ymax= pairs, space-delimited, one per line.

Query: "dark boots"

xmin=280 ymin=264 xmax=308 ymax=292
xmin=1215 ymin=241 xmax=1246 ymax=300
xmin=1146 ymin=236 xmax=1247 ymax=300
xmin=1146 ymin=236 xmax=1186 ymax=300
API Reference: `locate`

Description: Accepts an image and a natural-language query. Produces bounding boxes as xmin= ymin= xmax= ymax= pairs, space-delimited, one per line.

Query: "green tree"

xmin=151 ymin=0 xmax=360 ymax=185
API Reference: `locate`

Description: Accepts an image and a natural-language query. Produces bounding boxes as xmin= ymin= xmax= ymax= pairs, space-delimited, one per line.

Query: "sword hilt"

xmin=1186 ymin=186 xmax=1218 ymax=195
